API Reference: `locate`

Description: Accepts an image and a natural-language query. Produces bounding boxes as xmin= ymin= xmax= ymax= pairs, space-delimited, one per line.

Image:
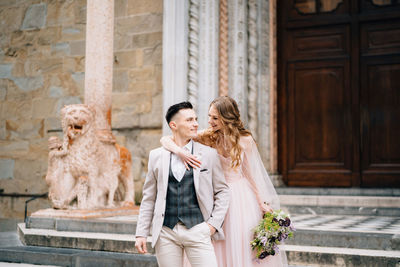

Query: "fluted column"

xmin=84 ymin=0 xmax=114 ymax=131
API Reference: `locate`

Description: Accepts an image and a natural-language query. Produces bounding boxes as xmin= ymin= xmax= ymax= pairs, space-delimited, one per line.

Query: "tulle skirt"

xmin=212 ymin=177 xmax=285 ymax=267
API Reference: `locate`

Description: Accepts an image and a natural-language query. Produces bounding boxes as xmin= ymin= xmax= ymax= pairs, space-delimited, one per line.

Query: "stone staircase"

xmin=0 ymin=215 xmax=157 ymax=267
xmin=278 ymin=188 xmax=400 ymax=266
xmin=0 ymin=188 xmax=399 ymax=266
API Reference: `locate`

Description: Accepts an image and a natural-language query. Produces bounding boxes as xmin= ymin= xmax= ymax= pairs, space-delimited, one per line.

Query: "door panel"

xmin=286 ymin=60 xmax=353 ymax=186
xmin=361 ymin=58 xmax=400 ymax=187
xmin=361 ymin=21 xmax=400 ymax=56
xmin=287 ymin=25 xmax=350 ymax=60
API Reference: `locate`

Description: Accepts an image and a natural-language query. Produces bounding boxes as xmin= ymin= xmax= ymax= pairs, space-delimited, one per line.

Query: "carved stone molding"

xmin=219 ymin=0 xmax=229 ymax=96
xmin=269 ymin=0 xmax=279 ymax=174
xmin=188 ymin=0 xmax=200 ymax=110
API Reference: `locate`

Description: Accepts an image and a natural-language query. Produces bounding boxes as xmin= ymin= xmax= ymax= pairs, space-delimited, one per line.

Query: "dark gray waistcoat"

xmin=163 ymin=157 xmax=204 ymax=229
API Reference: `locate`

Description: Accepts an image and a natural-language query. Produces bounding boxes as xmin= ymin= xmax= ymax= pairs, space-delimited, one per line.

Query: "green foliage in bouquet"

xmin=251 ymin=210 xmax=294 ymax=259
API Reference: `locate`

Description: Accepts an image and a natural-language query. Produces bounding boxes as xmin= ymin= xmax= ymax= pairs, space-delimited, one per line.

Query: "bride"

xmin=161 ymin=96 xmax=287 ymax=267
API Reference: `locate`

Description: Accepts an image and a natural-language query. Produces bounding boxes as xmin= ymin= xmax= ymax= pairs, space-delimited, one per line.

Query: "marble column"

xmin=256 ymin=0 xmax=271 ymax=165
xmin=197 ymin=0 xmax=219 ymax=128
xmin=228 ymin=0 xmax=248 ymax=124
xmin=84 ymin=0 xmax=114 ymax=131
xmin=162 ymin=0 xmax=189 ymax=133
xmin=248 ymin=0 xmax=258 ymax=139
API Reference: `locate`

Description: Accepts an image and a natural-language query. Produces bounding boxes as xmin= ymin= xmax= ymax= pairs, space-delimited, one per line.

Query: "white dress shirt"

xmin=171 ymin=140 xmax=193 ymax=182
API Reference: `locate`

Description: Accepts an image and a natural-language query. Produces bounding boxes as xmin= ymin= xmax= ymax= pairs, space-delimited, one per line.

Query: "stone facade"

xmin=0 ymin=0 xmax=163 ymax=219
xmin=162 ymin=0 xmax=281 ymax=184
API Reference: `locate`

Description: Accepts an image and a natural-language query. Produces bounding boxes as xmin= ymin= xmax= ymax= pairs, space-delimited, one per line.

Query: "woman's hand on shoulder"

xmin=161 ymin=135 xmax=202 ymax=169
xmin=177 ymin=148 xmax=202 ymax=170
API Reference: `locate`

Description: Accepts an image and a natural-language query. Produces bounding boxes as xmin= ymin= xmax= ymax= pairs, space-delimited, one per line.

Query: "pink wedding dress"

xmin=212 ymin=136 xmax=286 ymax=267
xmin=184 ymin=135 xmax=287 ymax=267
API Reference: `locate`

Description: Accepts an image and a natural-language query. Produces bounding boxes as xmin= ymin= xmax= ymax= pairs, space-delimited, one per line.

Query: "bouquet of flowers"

xmin=251 ymin=209 xmax=295 ymax=259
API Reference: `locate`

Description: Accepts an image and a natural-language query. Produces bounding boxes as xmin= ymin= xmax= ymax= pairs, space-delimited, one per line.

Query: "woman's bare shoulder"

xmin=239 ymin=134 xmax=254 ymax=149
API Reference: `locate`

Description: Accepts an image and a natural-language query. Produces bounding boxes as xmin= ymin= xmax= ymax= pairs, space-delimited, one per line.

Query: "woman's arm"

xmin=193 ymin=128 xmax=216 ymax=147
xmin=241 ymin=136 xmax=273 ymax=213
xmin=160 ymin=136 xmax=180 ymax=154
xmin=160 ymin=136 xmax=202 ymax=169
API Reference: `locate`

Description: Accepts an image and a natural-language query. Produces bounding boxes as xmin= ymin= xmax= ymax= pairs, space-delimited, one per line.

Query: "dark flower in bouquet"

xmin=251 ymin=210 xmax=295 ymax=260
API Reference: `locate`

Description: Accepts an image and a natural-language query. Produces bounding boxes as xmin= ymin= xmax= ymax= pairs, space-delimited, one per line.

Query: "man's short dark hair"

xmin=165 ymin=101 xmax=193 ymax=124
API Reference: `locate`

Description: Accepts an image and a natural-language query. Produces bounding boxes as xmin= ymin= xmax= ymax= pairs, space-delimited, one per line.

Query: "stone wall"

xmin=0 ymin=0 xmax=163 ymax=219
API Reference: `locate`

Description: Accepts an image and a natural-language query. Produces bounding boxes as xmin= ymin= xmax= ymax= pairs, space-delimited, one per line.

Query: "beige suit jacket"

xmin=135 ymin=141 xmax=230 ymax=247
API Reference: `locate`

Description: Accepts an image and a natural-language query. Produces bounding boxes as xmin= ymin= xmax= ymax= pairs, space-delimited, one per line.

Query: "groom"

xmin=135 ymin=102 xmax=229 ymax=267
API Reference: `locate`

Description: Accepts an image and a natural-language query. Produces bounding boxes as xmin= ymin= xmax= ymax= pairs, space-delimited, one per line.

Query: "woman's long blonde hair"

xmin=197 ymin=96 xmax=252 ymax=169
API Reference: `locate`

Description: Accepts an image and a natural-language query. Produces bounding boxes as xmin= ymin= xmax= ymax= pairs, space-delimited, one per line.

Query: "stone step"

xmin=0 ymin=246 xmax=157 ymax=267
xmin=0 ymin=264 xmax=59 ymax=267
xmin=280 ymin=195 xmax=400 ymax=216
xmin=22 ymin=213 xmax=400 ymax=249
xmin=276 ymin=187 xmax=400 ymax=197
xmin=280 ymin=195 xmax=400 ymax=208
xmin=283 ymin=205 xmax=400 ymax=217
xmin=26 ymin=215 xmax=137 ymax=234
xmin=0 ymin=232 xmax=22 ymax=248
xmin=289 ymin=214 xmax=400 ymax=250
xmin=284 ymin=244 xmax=400 ymax=267
xmin=0 ymin=245 xmax=310 ymax=267
xmin=0 ymin=219 xmax=22 ymax=232
xmin=18 ymin=223 xmax=153 ymax=254
xmin=3 ymin=244 xmax=398 ymax=267
xmin=287 ymin=229 xmax=399 ymax=250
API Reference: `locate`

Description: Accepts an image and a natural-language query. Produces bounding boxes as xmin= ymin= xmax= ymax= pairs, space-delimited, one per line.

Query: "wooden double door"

xmin=278 ymin=0 xmax=400 ymax=187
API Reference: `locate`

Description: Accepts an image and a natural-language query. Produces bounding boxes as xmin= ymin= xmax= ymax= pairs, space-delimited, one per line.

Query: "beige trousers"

xmin=155 ymin=222 xmax=218 ymax=267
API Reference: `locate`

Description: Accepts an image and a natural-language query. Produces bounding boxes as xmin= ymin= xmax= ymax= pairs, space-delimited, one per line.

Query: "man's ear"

xmin=169 ymin=120 xmax=177 ymax=130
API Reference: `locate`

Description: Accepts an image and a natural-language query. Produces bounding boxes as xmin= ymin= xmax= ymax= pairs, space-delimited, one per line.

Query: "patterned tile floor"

xmin=291 ymin=214 xmax=400 ymax=234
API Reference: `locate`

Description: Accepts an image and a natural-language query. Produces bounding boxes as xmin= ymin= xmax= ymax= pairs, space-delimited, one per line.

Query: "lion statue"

xmin=45 ymin=104 xmax=134 ymax=209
